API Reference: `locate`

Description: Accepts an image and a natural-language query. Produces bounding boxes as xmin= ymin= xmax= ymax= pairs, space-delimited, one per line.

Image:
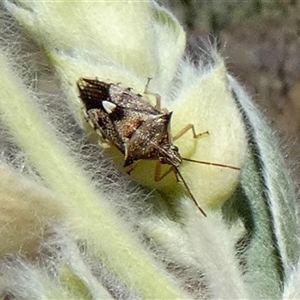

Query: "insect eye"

xmin=159 ymin=157 xmax=167 ymax=164
xmin=171 ymin=145 xmax=179 ymax=152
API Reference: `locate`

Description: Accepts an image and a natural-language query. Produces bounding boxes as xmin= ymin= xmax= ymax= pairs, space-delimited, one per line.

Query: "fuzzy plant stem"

xmin=228 ymin=75 xmax=299 ymax=299
xmin=0 ymin=52 xmax=190 ymax=299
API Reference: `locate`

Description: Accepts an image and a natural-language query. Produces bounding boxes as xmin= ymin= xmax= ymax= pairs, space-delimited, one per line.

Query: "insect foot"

xmin=77 ymin=77 xmax=243 ymax=216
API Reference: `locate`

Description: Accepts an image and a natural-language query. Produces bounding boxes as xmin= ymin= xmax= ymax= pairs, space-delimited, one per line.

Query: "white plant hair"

xmin=0 ymin=1 xmax=298 ymax=299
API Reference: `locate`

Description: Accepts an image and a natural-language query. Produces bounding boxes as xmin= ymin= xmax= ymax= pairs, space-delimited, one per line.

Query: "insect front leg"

xmin=154 ymin=161 xmax=177 ymax=182
xmin=125 ymin=163 xmax=137 ymax=176
xmin=172 ymin=124 xmax=209 ymax=141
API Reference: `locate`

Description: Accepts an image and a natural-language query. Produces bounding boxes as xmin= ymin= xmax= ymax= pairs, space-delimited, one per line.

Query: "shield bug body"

xmin=77 ymin=78 xmax=240 ymax=216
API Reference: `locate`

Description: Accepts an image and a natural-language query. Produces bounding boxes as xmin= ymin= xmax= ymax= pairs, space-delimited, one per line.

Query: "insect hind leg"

xmin=173 ymin=124 xmax=209 ymax=142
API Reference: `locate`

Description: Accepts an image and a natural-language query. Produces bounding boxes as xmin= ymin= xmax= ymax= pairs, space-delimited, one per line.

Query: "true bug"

xmin=77 ymin=78 xmax=240 ymax=216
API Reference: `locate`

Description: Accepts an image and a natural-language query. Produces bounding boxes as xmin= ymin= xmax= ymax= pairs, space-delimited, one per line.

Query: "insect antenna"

xmin=174 ymin=166 xmax=207 ymax=217
xmin=182 ymin=158 xmax=241 ymax=170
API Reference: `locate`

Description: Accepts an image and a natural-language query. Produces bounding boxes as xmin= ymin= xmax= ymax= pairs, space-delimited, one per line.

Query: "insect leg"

xmin=144 ymin=78 xmax=165 ymax=111
xmin=175 ymin=125 xmax=241 ymax=170
xmin=154 ymin=161 xmax=175 ymax=182
xmin=125 ymin=163 xmax=137 ymax=175
xmin=173 ymin=124 xmax=209 ymax=141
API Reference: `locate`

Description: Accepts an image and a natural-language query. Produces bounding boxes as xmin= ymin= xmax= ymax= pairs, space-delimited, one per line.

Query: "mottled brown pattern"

xmin=77 ymin=78 xmax=182 ymax=168
xmin=78 ymin=78 xmax=233 ymax=216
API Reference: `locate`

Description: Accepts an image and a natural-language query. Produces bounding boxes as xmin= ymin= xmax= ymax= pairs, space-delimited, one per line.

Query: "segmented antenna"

xmin=182 ymin=158 xmax=241 ymax=170
xmin=174 ymin=167 xmax=207 ymax=217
